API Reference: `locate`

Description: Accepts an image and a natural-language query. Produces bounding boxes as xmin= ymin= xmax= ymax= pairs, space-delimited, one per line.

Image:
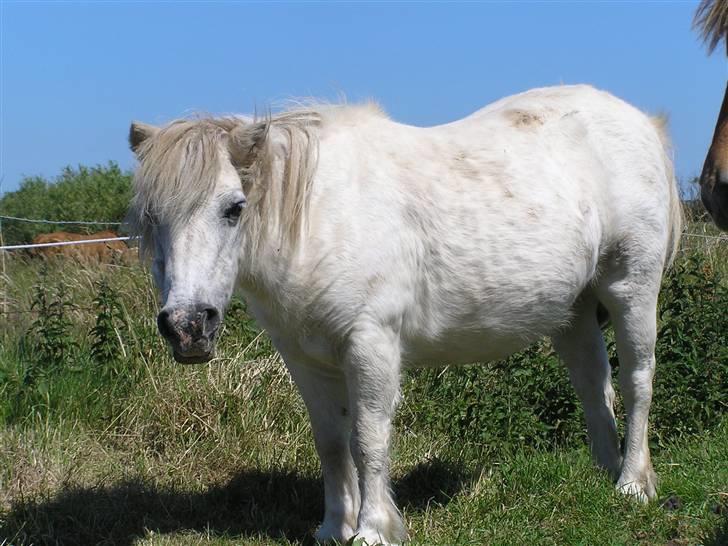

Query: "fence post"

xmin=0 ymin=179 xmax=6 ymax=318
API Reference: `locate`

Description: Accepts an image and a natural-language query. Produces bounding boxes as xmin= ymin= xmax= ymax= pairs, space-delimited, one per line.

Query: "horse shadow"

xmin=0 ymin=458 xmax=469 ymax=546
xmin=704 ymin=505 xmax=728 ymax=546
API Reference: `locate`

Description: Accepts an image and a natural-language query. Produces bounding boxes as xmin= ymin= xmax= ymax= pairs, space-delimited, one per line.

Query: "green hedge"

xmin=0 ymin=163 xmax=132 ymax=245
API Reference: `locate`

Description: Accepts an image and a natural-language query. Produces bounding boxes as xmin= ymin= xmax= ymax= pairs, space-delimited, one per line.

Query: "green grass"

xmin=0 ymin=223 xmax=726 ymax=545
xmin=1 ymin=403 xmax=726 ymax=545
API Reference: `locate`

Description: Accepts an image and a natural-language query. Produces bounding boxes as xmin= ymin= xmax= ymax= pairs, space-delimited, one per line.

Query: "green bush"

xmin=0 ymin=163 xmax=132 ymax=244
xmin=651 ymin=251 xmax=728 ymax=440
xmin=399 ymin=344 xmax=584 ymax=451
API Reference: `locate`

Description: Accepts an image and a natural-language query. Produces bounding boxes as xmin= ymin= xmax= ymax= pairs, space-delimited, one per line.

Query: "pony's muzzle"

xmin=157 ymin=304 xmax=221 ymax=364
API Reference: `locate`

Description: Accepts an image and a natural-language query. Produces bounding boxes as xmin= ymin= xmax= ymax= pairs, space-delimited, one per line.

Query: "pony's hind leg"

xmin=285 ymin=361 xmax=360 ymax=542
xmin=596 ymin=264 xmax=662 ymax=502
xmin=552 ymin=292 xmax=621 ymax=478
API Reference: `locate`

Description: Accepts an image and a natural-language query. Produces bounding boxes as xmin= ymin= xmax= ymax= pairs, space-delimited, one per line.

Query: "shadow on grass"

xmin=0 ymin=459 xmax=469 ymax=546
xmin=704 ymin=511 xmax=728 ymax=546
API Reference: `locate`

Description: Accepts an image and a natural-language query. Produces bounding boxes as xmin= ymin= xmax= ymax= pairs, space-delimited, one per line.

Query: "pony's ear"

xmin=129 ymin=122 xmax=160 ymax=154
xmin=228 ymin=122 xmax=269 ymax=170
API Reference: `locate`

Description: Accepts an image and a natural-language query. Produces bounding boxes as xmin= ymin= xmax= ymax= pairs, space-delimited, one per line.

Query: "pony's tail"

xmin=650 ymin=114 xmax=684 ymax=269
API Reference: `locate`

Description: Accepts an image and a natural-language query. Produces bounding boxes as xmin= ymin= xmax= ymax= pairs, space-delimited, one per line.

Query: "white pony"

xmin=128 ymin=85 xmax=682 ymax=545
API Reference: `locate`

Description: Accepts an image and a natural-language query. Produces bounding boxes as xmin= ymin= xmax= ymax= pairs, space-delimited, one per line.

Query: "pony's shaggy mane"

xmin=129 ymin=103 xmax=385 ymax=256
xmin=238 ymin=109 xmax=322 ymax=251
xmin=694 ymin=0 xmax=728 ymax=54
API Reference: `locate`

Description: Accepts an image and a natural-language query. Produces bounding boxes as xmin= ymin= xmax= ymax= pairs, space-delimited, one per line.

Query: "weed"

xmin=90 ymin=278 xmax=128 ymax=365
xmin=29 ymin=267 xmax=78 ymax=374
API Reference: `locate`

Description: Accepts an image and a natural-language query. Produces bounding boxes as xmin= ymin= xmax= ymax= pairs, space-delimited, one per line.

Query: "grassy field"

xmin=0 ymin=220 xmax=726 ymax=545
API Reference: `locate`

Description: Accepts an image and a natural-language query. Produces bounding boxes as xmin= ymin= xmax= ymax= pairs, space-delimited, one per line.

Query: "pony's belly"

xmin=398 ymin=279 xmax=583 ymax=367
xmin=401 ymin=328 xmax=540 ymax=368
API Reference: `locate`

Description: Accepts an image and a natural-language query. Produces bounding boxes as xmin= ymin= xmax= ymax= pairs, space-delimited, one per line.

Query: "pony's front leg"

xmin=344 ymin=326 xmax=406 ymax=546
xmin=285 ymin=361 xmax=360 ymax=542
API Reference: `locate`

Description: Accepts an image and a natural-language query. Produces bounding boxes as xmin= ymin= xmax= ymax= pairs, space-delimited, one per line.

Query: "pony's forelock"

xmin=129 ymin=117 xmax=240 ymax=258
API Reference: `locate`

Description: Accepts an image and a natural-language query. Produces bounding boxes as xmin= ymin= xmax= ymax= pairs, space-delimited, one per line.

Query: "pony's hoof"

xmin=617 ymin=477 xmax=656 ymax=503
xmin=314 ymin=521 xmax=356 ymax=544
xmin=350 ymin=528 xmax=399 ymax=546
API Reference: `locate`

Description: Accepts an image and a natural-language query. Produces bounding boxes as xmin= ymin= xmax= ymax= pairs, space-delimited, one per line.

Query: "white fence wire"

xmin=0 ymin=214 xmax=132 ymax=251
xmin=0 ymin=237 xmax=133 ymax=251
xmin=0 ymin=214 xmax=123 ymax=226
xmin=682 ymin=232 xmax=728 ymax=241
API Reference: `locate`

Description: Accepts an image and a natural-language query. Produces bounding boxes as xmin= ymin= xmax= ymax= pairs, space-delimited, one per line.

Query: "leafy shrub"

xmin=0 ymin=163 xmax=132 ymax=244
xmin=399 ymin=344 xmax=584 ymax=451
xmin=650 ymin=251 xmax=728 ymax=440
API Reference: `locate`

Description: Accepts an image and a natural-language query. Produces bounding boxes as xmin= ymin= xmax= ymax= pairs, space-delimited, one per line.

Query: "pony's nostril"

xmin=158 ymin=305 xmax=220 ymax=345
xmin=157 ymin=309 xmax=177 ymax=340
xmin=201 ymin=305 xmax=221 ymax=338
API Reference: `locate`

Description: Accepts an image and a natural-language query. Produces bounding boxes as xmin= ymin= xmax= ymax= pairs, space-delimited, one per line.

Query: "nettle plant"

xmin=90 ymin=279 xmax=128 ymax=365
xmin=30 ymin=268 xmax=78 ymax=374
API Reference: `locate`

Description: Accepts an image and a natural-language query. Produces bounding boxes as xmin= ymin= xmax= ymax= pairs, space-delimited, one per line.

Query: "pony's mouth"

xmin=173 ymin=348 xmax=214 ymax=364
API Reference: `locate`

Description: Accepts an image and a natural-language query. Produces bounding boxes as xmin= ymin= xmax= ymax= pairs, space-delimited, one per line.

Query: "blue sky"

xmin=1 ymin=1 xmax=725 ymax=195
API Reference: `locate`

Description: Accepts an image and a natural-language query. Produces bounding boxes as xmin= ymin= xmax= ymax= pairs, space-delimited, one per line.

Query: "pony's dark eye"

xmin=223 ymin=199 xmax=246 ymax=221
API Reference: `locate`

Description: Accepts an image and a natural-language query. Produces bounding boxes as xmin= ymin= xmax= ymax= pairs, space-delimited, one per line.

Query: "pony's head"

xmin=128 ymin=114 xmax=318 ymax=363
xmin=128 ymin=118 xmax=246 ymax=363
xmin=698 ymin=86 xmax=728 ymax=231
